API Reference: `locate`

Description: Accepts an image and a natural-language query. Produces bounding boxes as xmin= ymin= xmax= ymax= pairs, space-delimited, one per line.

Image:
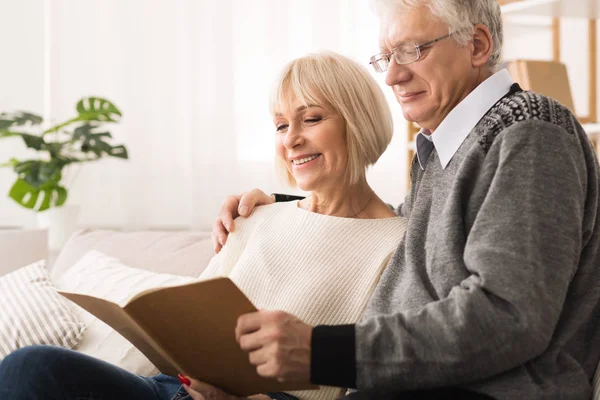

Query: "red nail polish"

xmin=178 ymin=374 xmax=191 ymax=386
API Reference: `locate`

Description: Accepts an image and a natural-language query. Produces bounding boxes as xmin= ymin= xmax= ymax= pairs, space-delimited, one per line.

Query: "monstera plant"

xmin=0 ymin=97 xmax=128 ymax=211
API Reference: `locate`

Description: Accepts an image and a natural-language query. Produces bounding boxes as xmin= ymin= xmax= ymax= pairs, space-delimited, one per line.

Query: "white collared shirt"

xmin=416 ymin=69 xmax=514 ymax=170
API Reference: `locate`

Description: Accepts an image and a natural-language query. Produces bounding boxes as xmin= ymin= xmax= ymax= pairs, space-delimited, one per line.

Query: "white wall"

xmin=34 ymin=0 xmax=402 ymax=231
xmin=0 ymin=2 xmax=596 ymax=230
xmin=0 ymin=0 xmax=44 ymax=228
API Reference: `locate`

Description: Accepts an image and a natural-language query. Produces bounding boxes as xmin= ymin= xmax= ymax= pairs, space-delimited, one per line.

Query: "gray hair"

xmin=371 ymin=0 xmax=503 ymax=72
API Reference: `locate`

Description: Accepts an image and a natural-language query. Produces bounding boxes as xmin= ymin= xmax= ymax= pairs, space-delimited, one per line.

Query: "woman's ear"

xmin=471 ymin=23 xmax=493 ymax=68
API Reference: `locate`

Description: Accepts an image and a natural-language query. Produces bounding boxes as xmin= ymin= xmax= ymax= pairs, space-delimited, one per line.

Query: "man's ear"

xmin=471 ymin=23 xmax=493 ymax=68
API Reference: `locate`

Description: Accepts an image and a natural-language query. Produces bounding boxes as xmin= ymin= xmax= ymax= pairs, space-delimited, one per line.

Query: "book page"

xmin=59 ymin=291 xmax=184 ymax=375
xmin=122 ymin=276 xmax=200 ymax=306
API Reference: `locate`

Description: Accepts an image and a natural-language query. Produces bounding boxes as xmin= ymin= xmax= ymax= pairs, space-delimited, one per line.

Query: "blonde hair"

xmin=371 ymin=0 xmax=503 ymax=72
xmin=270 ymin=51 xmax=393 ymax=187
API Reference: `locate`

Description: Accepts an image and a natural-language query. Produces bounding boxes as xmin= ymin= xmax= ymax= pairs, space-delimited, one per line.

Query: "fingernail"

xmin=239 ymin=206 xmax=248 ymax=216
xmin=218 ymin=235 xmax=225 ymax=246
xmin=224 ymin=222 xmax=231 ymax=231
xmin=178 ymin=374 xmax=191 ymax=386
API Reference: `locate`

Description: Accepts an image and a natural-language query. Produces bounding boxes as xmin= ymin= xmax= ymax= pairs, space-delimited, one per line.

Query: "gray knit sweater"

xmin=351 ymin=90 xmax=600 ymax=399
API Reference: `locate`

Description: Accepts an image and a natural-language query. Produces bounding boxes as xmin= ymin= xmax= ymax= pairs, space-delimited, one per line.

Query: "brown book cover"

xmin=59 ymin=277 xmax=318 ymax=397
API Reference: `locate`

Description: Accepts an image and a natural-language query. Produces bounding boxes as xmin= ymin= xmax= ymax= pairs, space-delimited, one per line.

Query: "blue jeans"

xmin=0 ymin=345 xmax=297 ymax=400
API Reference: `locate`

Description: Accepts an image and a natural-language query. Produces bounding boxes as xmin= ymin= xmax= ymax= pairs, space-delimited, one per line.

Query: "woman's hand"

xmin=211 ymin=189 xmax=274 ymax=253
xmin=179 ymin=376 xmax=271 ymax=400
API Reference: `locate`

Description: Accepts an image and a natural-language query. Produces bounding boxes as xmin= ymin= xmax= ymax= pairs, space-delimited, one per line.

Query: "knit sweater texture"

xmin=352 ymin=89 xmax=600 ymax=399
xmin=200 ymin=201 xmax=407 ymax=400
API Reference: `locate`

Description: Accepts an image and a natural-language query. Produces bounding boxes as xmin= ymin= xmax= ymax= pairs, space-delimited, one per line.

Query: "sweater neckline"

xmin=290 ymin=200 xmax=401 ymax=223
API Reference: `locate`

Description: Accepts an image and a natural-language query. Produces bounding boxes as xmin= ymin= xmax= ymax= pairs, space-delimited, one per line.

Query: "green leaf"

xmin=44 ymin=141 xmax=67 ymax=158
xmin=0 ymin=131 xmax=46 ymax=150
xmin=20 ymin=134 xmax=45 ymax=150
xmin=43 ymin=97 xmax=122 ymax=134
xmin=1 ymin=131 xmax=26 ymax=138
xmin=8 ymin=178 xmax=68 ymax=211
xmin=72 ymin=123 xmax=99 ymax=138
xmin=12 ymin=112 xmax=43 ymax=126
xmin=9 ymin=179 xmax=38 ymax=209
xmin=0 ymin=131 xmax=18 ymax=138
xmin=54 ymin=186 xmax=67 ymax=207
xmin=73 ymin=123 xmax=126 ymax=159
xmin=0 ymin=158 xmax=19 ymax=168
xmin=0 ymin=111 xmax=43 ymax=127
xmin=14 ymin=160 xmax=64 ymax=189
xmin=109 ymin=145 xmax=128 ymax=159
xmin=0 ymin=120 xmax=14 ymax=130
xmin=14 ymin=160 xmax=41 ymax=187
xmin=39 ymin=162 xmax=64 ymax=184
xmin=37 ymin=188 xmax=52 ymax=211
xmin=76 ymin=97 xmax=122 ymax=122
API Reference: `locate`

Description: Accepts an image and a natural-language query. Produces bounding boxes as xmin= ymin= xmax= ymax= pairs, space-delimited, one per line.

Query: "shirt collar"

xmin=416 ymin=69 xmax=514 ymax=170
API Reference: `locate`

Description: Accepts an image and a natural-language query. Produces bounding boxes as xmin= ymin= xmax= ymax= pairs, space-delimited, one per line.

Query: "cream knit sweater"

xmin=199 ymin=201 xmax=407 ymax=400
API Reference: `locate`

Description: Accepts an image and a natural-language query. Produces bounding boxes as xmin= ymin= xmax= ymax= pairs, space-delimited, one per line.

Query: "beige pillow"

xmin=56 ymin=250 xmax=197 ymax=376
xmin=0 ymin=260 xmax=85 ymax=359
xmin=51 ymin=229 xmax=215 ymax=282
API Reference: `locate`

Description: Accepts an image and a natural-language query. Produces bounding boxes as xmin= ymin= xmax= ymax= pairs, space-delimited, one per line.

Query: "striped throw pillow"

xmin=0 ymin=260 xmax=86 ymax=359
xmin=56 ymin=250 xmax=196 ymax=376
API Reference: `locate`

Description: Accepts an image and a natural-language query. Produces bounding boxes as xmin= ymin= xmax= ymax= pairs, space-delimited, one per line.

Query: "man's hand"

xmin=236 ymin=310 xmax=313 ymax=383
xmin=180 ymin=377 xmax=270 ymax=400
xmin=212 ymin=189 xmax=274 ymax=253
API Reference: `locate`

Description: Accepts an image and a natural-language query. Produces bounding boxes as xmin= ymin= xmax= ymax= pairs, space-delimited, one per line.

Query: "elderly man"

xmin=209 ymin=0 xmax=600 ymax=399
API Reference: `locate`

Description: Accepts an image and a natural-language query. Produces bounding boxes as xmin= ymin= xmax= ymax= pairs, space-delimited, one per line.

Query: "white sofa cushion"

xmin=51 ymin=229 xmax=215 ymax=282
xmin=57 ymin=250 xmax=197 ymax=376
xmin=0 ymin=260 xmax=85 ymax=359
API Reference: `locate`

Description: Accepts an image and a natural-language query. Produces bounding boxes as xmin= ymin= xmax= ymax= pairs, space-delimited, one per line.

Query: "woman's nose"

xmin=283 ymin=127 xmax=303 ymax=149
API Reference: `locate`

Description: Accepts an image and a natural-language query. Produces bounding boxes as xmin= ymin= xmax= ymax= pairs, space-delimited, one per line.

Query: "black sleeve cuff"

xmin=271 ymin=193 xmax=305 ymax=203
xmin=310 ymin=324 xmax=356 ymax=388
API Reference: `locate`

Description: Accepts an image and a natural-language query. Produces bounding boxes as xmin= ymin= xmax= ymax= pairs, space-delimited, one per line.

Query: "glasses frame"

xmin=369 ymin=32 xmax=454 ymax=72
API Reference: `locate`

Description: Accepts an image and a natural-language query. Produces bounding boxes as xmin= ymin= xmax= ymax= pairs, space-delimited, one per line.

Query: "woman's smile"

xmin=291 ymin=154 xmax=322 ymax=169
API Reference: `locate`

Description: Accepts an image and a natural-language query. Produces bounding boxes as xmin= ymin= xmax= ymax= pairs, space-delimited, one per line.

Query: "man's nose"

xmin=385 ymin=59 xmax=412 ymax=87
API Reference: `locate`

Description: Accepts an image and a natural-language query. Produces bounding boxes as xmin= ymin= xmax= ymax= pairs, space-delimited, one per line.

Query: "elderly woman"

xmin=0 ymin=52 xmax=406 ymax=400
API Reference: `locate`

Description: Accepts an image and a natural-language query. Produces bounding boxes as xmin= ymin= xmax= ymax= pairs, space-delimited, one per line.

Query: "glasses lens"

xmin=370 ymin=55 xmax=389 ymax=73
xmin=393 ymin=45 xmax=419 ymax=65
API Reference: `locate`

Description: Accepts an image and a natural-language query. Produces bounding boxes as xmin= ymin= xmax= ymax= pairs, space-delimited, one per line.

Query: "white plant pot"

xmin=36 ymin=205 xmax=80 ymax=251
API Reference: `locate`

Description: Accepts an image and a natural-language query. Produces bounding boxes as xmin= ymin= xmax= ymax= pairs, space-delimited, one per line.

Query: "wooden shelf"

xmin=583 ymin=123 xmax=600 ymax=133
xmin=501 ymin=0 xmax=600 ymax=19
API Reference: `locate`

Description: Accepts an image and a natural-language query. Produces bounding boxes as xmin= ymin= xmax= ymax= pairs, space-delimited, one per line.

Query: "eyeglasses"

xmin=369 ymin=32 xmax=454 ymax=73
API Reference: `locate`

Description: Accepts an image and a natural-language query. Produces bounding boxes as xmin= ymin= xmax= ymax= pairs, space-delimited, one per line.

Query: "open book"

xmin=59 ymin=277 xmax=317 ymax=397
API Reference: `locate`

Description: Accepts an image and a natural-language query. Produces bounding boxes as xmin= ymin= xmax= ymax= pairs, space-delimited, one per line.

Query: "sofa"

xmin=1 ymin=228 xmax=216 ymax=377
xmin=3 ymin=228 xmax=600 ymax=399
xmin=49 ymin=229 xmax=215 ymax=283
